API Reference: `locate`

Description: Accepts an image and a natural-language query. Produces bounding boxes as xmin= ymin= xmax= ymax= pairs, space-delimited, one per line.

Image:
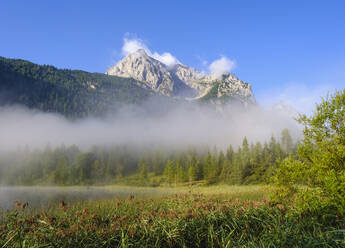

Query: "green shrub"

xmin=274 ymin=89 xmax=345 ymax=217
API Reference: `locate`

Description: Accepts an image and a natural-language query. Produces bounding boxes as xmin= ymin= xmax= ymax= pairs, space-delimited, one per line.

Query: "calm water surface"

xmin=0 ymin=186 xmax=174 ymax=211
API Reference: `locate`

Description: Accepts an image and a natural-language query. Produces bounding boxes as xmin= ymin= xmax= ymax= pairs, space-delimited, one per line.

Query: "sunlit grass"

xmin=0 ymin=185 xmax=343 ymax=247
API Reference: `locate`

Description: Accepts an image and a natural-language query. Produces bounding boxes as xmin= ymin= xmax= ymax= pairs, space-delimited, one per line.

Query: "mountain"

xmin=271 ymin=101 xmax=299 ymax=118
xmin=0 ymin=52 xmax=256 ymax=118
xmin=107 ymin=49 xmax=255 ymax=106
xmin=0 ymin=56 xmax=157 ymax=118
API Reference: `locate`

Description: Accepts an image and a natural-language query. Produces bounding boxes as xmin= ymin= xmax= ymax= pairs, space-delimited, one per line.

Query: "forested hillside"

xmin=0 ymin=57 xmax=156 ymax=118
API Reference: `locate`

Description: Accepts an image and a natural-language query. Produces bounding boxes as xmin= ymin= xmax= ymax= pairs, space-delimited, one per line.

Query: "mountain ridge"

xmin=0 ymin=53 xmax=256 ymax=118
xmin=107 ymin=49 xmax=255 ymax=105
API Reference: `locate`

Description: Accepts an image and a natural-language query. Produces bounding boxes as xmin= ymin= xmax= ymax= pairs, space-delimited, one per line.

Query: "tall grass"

xmin=0 ymin=186 xmax=344 ymax=247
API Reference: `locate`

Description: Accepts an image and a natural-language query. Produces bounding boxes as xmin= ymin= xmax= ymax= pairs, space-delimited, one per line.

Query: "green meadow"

xmin=1 ymin=185 xmax=344 ymax=247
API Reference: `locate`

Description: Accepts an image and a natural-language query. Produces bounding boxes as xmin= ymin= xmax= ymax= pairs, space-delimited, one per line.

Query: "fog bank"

xmin=0 ymin=99 xmax=301 ymax=152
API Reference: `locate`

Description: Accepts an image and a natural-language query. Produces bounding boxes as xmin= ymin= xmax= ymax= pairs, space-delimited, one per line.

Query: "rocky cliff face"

xmin=106 ymin=49 xmax=255 ymax=105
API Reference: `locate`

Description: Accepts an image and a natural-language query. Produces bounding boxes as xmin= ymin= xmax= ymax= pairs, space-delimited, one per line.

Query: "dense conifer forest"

xmin=0 ymin=57 xmax=156 ymax=118
xmin=0 ymin=129 xmax=296 ymax=186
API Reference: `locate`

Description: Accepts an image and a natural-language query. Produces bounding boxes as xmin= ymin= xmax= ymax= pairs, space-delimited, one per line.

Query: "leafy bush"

xmin=274 ymin=89 xmax=345 ymax=217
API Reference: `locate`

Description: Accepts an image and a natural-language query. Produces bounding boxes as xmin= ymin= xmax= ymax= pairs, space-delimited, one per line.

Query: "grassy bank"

xmin=0 ymin=186 xmax=344 ymax=247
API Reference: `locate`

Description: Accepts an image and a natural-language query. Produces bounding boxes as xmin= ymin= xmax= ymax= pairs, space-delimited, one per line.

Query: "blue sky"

xmin=1 ymin=0 xmax=345 ymax=113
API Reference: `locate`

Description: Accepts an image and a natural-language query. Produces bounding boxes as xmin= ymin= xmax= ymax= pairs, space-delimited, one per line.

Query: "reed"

xmin=0 ymin=186 xmax=343 ymax=247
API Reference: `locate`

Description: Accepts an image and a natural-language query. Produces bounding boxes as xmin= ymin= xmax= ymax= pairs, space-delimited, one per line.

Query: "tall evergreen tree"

xmin=138 ymin=159 xmax=148 ymax=184
xmin=164 ymin=159 xmax=175 ymax=186
xmin=176 ymin=160 xmax=185 ymax=183
xmin=54 ymin=156 xmax=69 ymax=185
xmin=281 ymin=128 xmax=293 ymax=154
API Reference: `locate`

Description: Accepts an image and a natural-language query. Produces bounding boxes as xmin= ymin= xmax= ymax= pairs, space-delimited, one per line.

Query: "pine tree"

xmin=226 ymin=145 xmax=234 ymax=162
xmin=218 ymin=150 xmax=225 ymax=174
xmin=164 ymin=159 xmax=175 ymax=186
xmin=54 ymin=156 xmax=69 ymax=185
xmin=220 ymin=158 xmax=231 ymax=182
xmin=246 ymin=142 xmax=263 ymax=183
xmin=138 ymin=159 xmax=148 ymax=184
xmin=91 ymin=160 xmax=105 ymax=183
xmin=188 ymin=165 xmax=197 ymax=185
xmin=152 ymin=151 xmax=163 ymax=175
xmin=228 ymin=150 xmax=242 ymax=185
xmin=281 ymin=128 xmax=293 ymax=154
xmin=203 ymin=151 xmax=219 ymax=184
xmin=241 ymin=137 xmax=252 ymax=181
xmin=176 ymin=160 xmax=185 ymax=183
xmin=187 ymin=153 xmax=199 ymax=184
xmin=73 ymin=152 xmax=95 ymax=184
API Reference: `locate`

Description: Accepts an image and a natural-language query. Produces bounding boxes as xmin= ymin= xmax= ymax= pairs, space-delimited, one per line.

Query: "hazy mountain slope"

xmin=107 ymin=49 xmax=255 ymax=105
xmin=0 ymin=56 xmax=156 ymax=118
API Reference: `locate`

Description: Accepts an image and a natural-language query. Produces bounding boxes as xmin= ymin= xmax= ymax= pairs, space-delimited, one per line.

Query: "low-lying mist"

xmin=0 ymin=97 xmax=301 ymax=152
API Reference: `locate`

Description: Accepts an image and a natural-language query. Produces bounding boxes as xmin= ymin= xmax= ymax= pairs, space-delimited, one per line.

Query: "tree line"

xmin=0 ymin=129 xmax=296 ymax=186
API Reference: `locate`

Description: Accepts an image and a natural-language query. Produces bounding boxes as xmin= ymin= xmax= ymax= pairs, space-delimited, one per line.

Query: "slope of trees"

xmin=0 ymin=129 xmax=296 ymax=186
xmin=0 ymin=56 xmax=156 ymax=118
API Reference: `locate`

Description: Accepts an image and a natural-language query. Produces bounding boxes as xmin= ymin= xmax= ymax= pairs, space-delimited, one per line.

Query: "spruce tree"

xmin=164 ymin=159 xmax=175 ymax=186
xmin=281 ymin=128 xmax=293 ymax=154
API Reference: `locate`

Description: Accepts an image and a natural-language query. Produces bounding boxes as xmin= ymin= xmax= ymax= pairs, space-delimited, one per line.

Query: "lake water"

xmin=0 ymin=186 xmax=175 ymax=211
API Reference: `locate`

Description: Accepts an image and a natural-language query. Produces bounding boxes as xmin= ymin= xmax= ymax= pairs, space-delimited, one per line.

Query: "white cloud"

xmin=209 ymin=56 xmax=236 ymax=78
xmin=121 ymin=37 xmax=179 ymax=68
xmin=122 ymin=37 xmax=149 ymax=56
xmin=121 ymin=35 xmax=237 ymax=73
xmin=152 ymin=52 xmax=179 ymax=68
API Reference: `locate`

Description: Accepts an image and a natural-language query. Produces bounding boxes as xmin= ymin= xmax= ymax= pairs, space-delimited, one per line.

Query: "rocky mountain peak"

xmin=106 ymin=49 xmax=255 ymax=105
xmin=135 ymin=48 xmax=148 ymax=56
